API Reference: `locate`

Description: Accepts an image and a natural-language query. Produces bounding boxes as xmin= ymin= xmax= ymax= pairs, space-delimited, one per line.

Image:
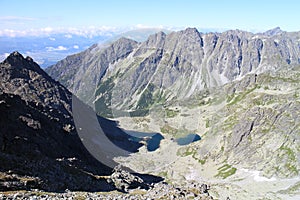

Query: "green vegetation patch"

xmin=160 ymin=124 xmax=178 ymax=135
xmin=152 ymin=90 xmax=167 ymax=105
xmin=227 ymin=85 xmax=258 ymax=106
xmin=205 ymin=119 xmax=210 ymax=128
xmin=94 ymin=77 xmax=115 ymax=117
xmin=136 ymin=83 xmax=155 ymax=109
xmin=278 ymin=145 xmax=298 ymax=175
xmin=177 ymin=147 xmax=194 ymax=157
xmin=279 ymin=145 xmax=296 ymax=161
xmin=165 ymin=108 xmax=180 ymax=118
xmin=222 ymin=115 xmax=238 ymax=131
xmin=177 ymin=147 xmax=206 ymax=165
xmin=215 ymin=164 xmax=237 ymax=179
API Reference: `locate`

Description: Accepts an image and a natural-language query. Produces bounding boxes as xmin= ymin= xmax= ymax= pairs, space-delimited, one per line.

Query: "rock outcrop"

xmin=108 ymin=165 xmax=149 ymax=192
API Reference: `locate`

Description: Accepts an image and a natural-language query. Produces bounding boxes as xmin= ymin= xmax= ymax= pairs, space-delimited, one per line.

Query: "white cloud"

xmin=0 ymin=26 xmax=122 ymax=38
xmin=135 ymin=24 xmax=164 ymax=29
xmin=49 ymin=37 xmax=56 ymax=41
xmin=46 ymin=46 xmax=68 ymax=51
xmin=0 ymin=53 xmax=10 ymax=62
xmin=0 ymin=16 xmax=37 ymax=21
xmin=73 ymin=45 xmax=79 ymax=49
xmin=64 ymin=34 xmax=72 ymax=38
xmin=0 ymin=25 xmax=177 ymax=38
xmin=41 ymin=27 xmax=53 ymax=32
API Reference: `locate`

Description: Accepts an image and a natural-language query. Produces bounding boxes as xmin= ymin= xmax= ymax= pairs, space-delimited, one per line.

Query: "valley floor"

xmin=114 ymin=117 xmax=300 ymax=200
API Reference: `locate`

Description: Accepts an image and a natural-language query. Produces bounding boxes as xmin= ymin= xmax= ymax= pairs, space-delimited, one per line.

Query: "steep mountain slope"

xmin=0 ymin=52 xmax=144 ymax=192
xmin=46 ymin=38 xmax=138 ymax=104
xmin=189 ymin=67 xmax=300 ymax=178
xmin=45 ymin=28 xmax=300 ymax=198
xmin=47 ymin=27 xmax=300 ymax=116
xmin=114 ymin=66 xmax=300 ymax=199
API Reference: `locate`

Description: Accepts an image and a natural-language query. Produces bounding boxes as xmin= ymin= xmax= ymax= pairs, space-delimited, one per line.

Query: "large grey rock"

xmin=108 ymin=165 xmax=147 ymax=192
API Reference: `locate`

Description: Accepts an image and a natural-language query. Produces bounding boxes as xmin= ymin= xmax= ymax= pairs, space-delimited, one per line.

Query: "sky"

xmin=0 ymin=0 xmax=300 ymax=36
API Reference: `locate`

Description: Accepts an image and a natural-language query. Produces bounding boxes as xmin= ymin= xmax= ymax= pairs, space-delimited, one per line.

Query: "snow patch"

xmin=274 ymin=39 xmax=280 ymax=43
xmin=240 ymin=168 xmax=276 ymax=182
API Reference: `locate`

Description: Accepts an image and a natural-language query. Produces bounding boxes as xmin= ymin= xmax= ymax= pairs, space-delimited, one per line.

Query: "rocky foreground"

xmin=0 ymin=165 xmax=214 ymax=200
xmin=0 ymin=183 xmax=213 ymax=200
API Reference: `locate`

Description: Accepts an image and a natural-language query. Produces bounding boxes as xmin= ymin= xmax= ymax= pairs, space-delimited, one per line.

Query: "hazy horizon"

xmin=1 ymin=0 xmax=300 ymax=37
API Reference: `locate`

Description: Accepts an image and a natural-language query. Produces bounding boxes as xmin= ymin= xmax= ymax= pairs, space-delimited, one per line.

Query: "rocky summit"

xmin=46 ymin=27 xmax=300 ymax=199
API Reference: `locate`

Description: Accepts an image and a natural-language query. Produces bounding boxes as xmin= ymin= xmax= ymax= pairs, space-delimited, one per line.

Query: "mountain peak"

xmin=144 ymin=31 xmax=166 ymax=47
xmin=5 ymin=51 xmax=24 ymax=62
xmin=181 ymin=27 xmax=201 ymax=36
xmin=180 ymin=27 xmax=202 ymax=39
xmin=263 ymin=27 xmax=283 ymax=36
xmin=176 ymin=27 xmax=203 ymax=46
xmin=184 ymin=27 xmax=199 ymax=33
xmin=3 ymin=51 xmax=41 ymax=72
xmin=110 ymin=37 xmax=139 ymax=50
xmin=11 ymin=51 xmax=23 ymax=57
xmin=4 ymin=51 xmax=27 ymax=66
xmin=25 ymin=55 xmax=34 ymax=62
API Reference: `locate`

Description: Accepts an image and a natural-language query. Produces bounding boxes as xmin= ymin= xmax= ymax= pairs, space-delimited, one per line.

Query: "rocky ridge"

xmin=46 ymin=27 xmax=300 ymax=115
xmin=0 ymin=52 xmax=147 ymax=192
xmin=0 ymin=51 xmax=115 ymax=192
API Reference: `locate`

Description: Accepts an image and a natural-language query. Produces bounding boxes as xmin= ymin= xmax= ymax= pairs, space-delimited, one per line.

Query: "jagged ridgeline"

xmin=46 ymin=27 xmax=300 ymax=117
xmin=46 ymin=27 xmax=300 ymax=182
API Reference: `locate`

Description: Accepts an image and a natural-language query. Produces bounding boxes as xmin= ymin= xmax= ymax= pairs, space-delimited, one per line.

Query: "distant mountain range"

xmin=46 ymin=27 xmax=300 ymax=116
xmin=0 ymin=27 xmax=256 ymax=68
